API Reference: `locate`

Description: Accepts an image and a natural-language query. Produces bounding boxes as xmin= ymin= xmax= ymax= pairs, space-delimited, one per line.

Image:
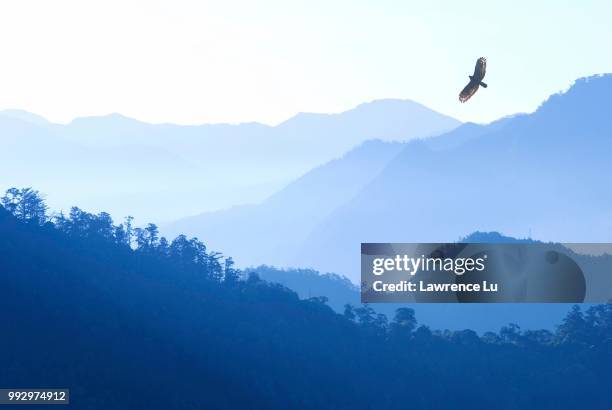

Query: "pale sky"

xmin=0 ymin=0 xmax=610 ymax=125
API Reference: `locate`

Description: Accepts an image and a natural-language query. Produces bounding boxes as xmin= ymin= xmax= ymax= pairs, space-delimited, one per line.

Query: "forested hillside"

xmin=0 ymin=188 xmax=611 ymax=409
xmin=250 ymin=263 xmax=576 ymax=332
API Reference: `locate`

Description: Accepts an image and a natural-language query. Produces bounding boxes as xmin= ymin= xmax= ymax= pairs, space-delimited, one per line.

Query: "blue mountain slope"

xmin=295 ymin=74 xmax=612 ymax=279
xmin=171 ymin=74 xmax=612 ymax=282
xmin=205 ymin=75 xmax=612 ymax=332
xmin=164 ymin=140 xmax=405 ymax=266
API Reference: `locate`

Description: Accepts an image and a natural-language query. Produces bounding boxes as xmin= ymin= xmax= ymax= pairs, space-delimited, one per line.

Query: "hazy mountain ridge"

xmin=0 ymin=99 xmax=459 ymax=222
xmin=294 ymin=74 xmax=612 ymax=279
xmin=165 ymin=139 xmax=406 ymax=266
xmin=170 ymin=75 xmax=612 ymax=281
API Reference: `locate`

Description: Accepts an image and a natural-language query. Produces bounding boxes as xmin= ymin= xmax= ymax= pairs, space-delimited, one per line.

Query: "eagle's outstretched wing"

xmin=459 ymin=57 xmax=487 ymax=103
xmin=459 ymin=80 xmax=479 ymax=103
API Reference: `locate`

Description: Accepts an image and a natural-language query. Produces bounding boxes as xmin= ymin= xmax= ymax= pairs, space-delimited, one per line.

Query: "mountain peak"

xmin=283 ymin=98 xmax=452 ymax=122
xmin=536 ymin=73 xmax=612 ymax=115
xmin=352 ymin=98 xmax=424 ymax=110
xmin=0 ymin=109 xmax=50 ymax=126
xmin=277 ymin=98 xmax=460 ymax=142
xmin=69 ymin=112 xmax=146 ymax=126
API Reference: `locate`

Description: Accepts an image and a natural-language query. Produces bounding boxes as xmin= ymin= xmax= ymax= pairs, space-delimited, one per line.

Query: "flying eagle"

xmin=459 ymin=57 xmax=487 ymax=103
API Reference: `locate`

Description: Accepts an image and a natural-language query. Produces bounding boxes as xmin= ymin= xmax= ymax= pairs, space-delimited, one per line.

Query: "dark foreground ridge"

xmin=0 ymin=188 xmax=611 ymax=409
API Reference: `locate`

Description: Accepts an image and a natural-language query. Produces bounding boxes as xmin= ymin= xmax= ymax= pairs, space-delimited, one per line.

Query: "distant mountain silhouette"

xmin=0 ymin=109 xmax=50 ymax=125
xmin=170 ymin=75 xmax=612 ymax=280
xmin=461 ymin=231 xmax=537 ymax=243
xmin=275 ymin=99 xmax=460 ymax=149
xmin=0 ymin=100 xmax=459 ymax=222
xmin=0 ymin=114 xmax=195 ymax=224
xmin=294 ymin=74 xmax=612 ymax=279
xmin=165 ymin=140 xmax=405 ymax=266
xmin=168 ymin=75 xmax=612 ymax=332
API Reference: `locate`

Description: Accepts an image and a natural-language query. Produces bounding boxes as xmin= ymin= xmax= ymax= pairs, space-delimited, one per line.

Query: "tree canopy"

xmin=0 ymin=187 xmax=610 ymax=409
